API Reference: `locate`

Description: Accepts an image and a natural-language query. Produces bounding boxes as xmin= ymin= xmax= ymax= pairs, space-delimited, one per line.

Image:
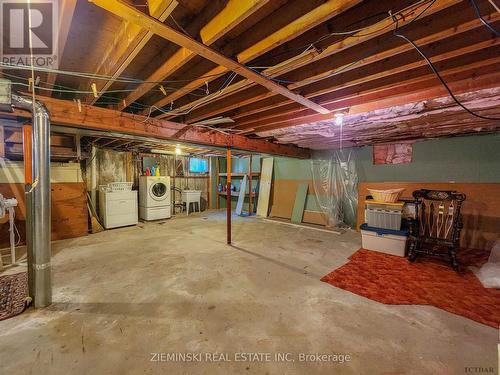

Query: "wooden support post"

xmin=216 ymin=157 xmax=220 ymax=209
xmin=226 ymin=148 xmax=231 ymax=245
xmin=248 ymin=155 xmax=253 ymax=215
xmin=207 ymin=158 xmax=211 ymax=210
xmin=125 ymin=152 xmax=133 ymax=182
xmin=90 ymin=145 xmax=97 ymax=211
xmin=75 ymin=134 xmax=81 ymax=161
xmin=0 ymin=125 xmax=5 ymax=158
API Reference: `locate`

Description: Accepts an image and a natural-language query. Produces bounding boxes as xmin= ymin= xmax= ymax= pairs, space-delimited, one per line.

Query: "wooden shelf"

xmin=215 ymin=155 xmax=260 ymax=212
xmin=172 ymin=175 xmax=209 ymax=179
xmin=218 ymin=172 xmax=260 ymax=177
xmin=218 ymin=191 xmax=258 ymax=197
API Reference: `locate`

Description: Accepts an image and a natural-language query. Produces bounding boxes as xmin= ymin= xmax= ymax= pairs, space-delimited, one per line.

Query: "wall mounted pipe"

xmin=11 ymin=94 xmax=52 ymax=308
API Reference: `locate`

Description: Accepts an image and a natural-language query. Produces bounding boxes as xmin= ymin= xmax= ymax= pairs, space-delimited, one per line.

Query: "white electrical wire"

xmin=488 ymin=0 xmax=500 ymax=13
xmin=0 ymin=61 xmax=227 ymax=85
xmin=0 ymin=0 xmax=438 ymax=123
xmin=144 ymin=72 xmax=239 ymax=120
xmin=0 ymin=1 xmax=428 ymax=89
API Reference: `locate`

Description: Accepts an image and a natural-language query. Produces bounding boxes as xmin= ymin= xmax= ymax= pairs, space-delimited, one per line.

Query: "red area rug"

xmin=321 ymin=249 xmax=500 ymax=328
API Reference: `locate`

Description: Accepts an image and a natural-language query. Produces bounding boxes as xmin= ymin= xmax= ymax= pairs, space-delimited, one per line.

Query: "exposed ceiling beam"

xmin=1 ymin=95 xmax=309 ymax=158
xmin=45 ymin=0 xmax=77 ymax=93
xmin=83 ymin=0 xmax=178 ymax=105
xmin=158 ymin=0 xmax=461 ymax=122
xmin=148 ymin=0 xmax=362 ymax=114
xmin=90 ymin=0 xmax=330 ymax=115
xmin=120 ymin=0 xmax=271 ymax=108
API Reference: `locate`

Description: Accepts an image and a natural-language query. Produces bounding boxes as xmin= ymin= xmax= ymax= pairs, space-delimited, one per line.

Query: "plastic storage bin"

xmin=365 ymin=200 xmax=404 ymax=230
xmin=360 ymin=223 xmax=408 ymax=257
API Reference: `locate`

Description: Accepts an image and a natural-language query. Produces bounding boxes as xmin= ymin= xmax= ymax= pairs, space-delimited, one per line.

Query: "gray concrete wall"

xmin=96 ymin=149 xmax=128 ymax=187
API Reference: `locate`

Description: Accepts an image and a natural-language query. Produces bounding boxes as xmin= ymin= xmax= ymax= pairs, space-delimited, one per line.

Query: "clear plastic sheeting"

xmin=474 ymin=241 xmax=500 ymax=289
xmin=311 ymin=149 xmax=358 ymax=228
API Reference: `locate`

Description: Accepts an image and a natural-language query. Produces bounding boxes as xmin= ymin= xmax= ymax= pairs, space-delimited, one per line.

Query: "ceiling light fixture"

xmin=175 ymin=144 xmax=182 ymax=155
xmin=150 ymin=147 xmax=186 ymax=156
xmin=334 ymin=113 xmax=345 ymax=126
xmin=150 ymin=149 xmax=173 ymax=155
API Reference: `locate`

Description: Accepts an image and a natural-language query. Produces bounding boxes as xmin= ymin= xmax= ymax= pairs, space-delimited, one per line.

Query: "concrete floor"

xmin=0 ymin=210 xmax=497 ymax=374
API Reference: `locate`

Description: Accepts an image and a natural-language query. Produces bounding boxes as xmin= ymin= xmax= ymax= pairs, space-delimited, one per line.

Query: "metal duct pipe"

xmin=11 ymin=94 xmax=52 ymax=308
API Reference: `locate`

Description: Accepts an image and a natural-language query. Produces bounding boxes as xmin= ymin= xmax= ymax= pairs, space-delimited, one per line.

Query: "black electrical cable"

xmin=392 ymin=14 xmax=500 ymax=121
xmin=263 ymin=0 xmax=438 ymax=85
xmin=249 ymin=0 xmax=435 ymax=67
xmin=468 ymin=0 xmax=500 ymax=36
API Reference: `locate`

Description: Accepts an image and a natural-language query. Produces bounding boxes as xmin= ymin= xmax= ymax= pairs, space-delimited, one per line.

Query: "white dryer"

xmin=139 ymin=176 xmax=171 ymax=220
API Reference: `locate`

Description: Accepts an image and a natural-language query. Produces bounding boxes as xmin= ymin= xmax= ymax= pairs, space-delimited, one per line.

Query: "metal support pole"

xmin=13 ymin=94 xmax=52 ymax=308
xmin=226 ymin=148 xmax=231 ymax=245
xmin=90 ymin=145 xmax=97 ymax=211
xmin=8 ymin=208 xmax=15 ymax=264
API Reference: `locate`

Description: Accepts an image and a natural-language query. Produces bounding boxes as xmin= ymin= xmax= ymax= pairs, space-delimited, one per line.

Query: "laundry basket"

xmin=367 ymin=188 xmax=405 ymax=203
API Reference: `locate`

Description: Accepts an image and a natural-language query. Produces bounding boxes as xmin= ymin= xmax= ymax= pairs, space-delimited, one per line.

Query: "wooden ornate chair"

xmin=408 ymin=189 xmax=466 ymax=271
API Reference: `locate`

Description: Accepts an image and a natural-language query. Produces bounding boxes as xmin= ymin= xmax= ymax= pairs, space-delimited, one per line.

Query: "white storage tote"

xmin=364 ymin=200 xmax=404 ymax=230
xmin=360 ymin=223 xmax=409 ymax=257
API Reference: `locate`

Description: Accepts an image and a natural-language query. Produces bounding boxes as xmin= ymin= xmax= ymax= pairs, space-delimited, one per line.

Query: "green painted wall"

xmin=271 ymin=134 xmax=500 ymax=227
xmin=355 ymin=133 xmax=500 ymax=183
xmin=210 ymin=133 xmax=500 ymax=217
xmin=273 ymin=157 xmax=312 ymax=180
xmin=218 ymin=155 xmax=261 ymax=174
xmin=274 ymin=134 xmax=500 ymax=184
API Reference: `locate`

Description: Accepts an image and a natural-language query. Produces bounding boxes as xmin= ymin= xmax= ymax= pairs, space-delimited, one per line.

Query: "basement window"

xmin=189 ymin=158 xmax=208 ymax=174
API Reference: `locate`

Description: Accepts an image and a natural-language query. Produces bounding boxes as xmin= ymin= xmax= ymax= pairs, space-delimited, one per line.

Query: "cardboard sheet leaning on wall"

xmin=311 ymin=150 xmax=358 ymax=228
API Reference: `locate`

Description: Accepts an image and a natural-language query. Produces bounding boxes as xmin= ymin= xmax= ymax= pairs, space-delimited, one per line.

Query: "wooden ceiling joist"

xmin=120 ymin=0 xmax=271 ymax=108
xmin=4 ymin=0 xmax=496 ymax=152
xmin=45 ymin=0 xmax=77 ymax=93
xmin=252 ymin=61 xmax=500 ymax=134
xmin=1 ymin=95 xmax=309 ymax=158
xmin=164 ymin=0 xmax=462 ymax=124
xmin=83 ymin=0 xmax=178 ymax=105
xmin=92 ymin=0 xmax=331 ymax=116
xmin=232 ymin=37 xmax=500 ymax=131
xmin=228 ymin=11 xmax=500 ymax=123
xmin=234 ymin=26 xmax=500 ymax=132
xmin=149 ymin=0 xmax=362 ymax=115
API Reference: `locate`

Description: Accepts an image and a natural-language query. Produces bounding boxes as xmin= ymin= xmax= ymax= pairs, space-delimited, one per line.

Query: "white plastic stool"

xmin=182 ymin=190 xmax=202 ymax=216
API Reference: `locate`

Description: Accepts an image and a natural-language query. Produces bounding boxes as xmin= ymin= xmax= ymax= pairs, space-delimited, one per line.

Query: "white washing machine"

xmin=139 ymin=176 xmax=171 ymax=220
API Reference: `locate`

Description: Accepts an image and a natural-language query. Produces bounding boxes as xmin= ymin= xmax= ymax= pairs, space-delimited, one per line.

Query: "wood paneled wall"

xmin=0 ymin=182 xmax=88 ymax=249
xmin=270 ymin=179 xmax=327 ymax=226
xmin=358 ymin=182 xmax=500 ymax=251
